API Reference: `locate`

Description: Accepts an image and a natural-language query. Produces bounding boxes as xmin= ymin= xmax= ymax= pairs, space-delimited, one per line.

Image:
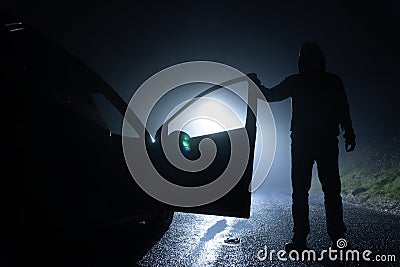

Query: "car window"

xmin=168 ymin=86 xmax=248 ymax=138
xmin=145 ymin=82 xmax=248 ymax=139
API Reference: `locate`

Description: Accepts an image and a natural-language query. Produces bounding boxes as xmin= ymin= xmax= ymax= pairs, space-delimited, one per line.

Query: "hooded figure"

xmin=298 ymin=42 xmax=326 ymax=76
xmin=249 ymin=42 xmax=356 ymax=252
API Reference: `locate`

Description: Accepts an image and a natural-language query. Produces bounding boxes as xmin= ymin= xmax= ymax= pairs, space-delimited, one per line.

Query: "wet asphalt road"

xmin=137 ymin=192 xmax=400 ymax=267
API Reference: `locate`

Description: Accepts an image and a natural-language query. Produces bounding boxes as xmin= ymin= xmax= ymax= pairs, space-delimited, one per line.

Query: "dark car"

xmin=2 ymin=11 xmax=173 ymax=232
xmin=2 ymin=10 xmax=257 ymax=266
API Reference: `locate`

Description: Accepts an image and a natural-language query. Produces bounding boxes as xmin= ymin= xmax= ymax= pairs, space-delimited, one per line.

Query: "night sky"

xmin=3 ymin=1 xmax=400 ymax=139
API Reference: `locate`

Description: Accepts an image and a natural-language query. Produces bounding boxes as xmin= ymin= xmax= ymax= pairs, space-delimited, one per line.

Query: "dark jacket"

xmin=263 ymin=73 xmax=355 ymax=139
xmin=260 ymin=42 xmax=355 ymax=140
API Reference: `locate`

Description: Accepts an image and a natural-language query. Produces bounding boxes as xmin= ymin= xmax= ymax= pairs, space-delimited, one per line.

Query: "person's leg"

xmin=316 ymin=138 xmax=346 ymax=242
xmin=289 ymin=138 xmax=315 ymax=246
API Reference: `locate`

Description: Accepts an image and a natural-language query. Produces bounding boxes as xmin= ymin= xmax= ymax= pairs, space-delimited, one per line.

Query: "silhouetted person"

xmin=249 ymin=42 xmax=356 ymax=252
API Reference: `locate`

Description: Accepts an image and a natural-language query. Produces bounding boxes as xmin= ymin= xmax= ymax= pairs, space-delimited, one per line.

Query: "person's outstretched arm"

xmin=336 ymin=76 xmax=356 ymax=152
xmin=247 ymin=73 xmax=292 ymax=102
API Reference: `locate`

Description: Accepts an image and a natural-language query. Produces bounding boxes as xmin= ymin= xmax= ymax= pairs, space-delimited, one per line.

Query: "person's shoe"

xmin=285 ymin=241 xmax=308 ymax=253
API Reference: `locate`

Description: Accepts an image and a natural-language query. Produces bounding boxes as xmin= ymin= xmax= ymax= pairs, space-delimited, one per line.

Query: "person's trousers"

xmin=290 ymin=135 xmax=346 ymax=242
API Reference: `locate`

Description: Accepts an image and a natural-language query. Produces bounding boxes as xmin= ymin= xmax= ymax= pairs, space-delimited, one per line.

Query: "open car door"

xmin=125 ymin=77 xmax=258 ymax=218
